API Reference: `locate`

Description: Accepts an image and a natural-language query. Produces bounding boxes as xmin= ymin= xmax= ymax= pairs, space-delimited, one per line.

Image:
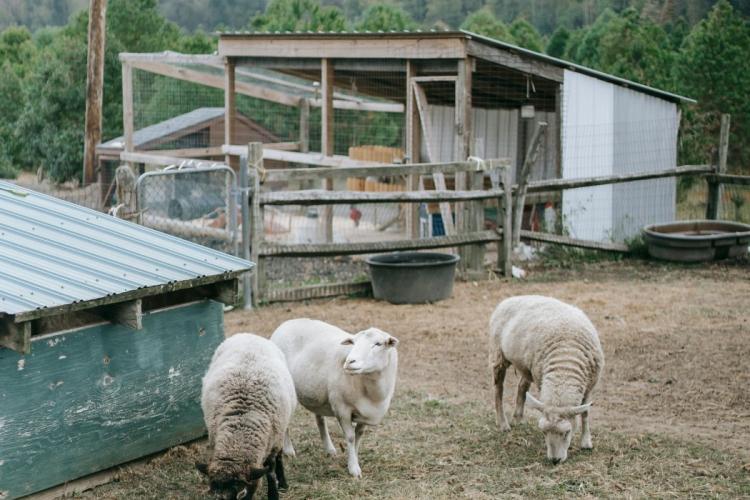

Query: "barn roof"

xmin=217 ymin=30 xmax=694 ymax=104
xmin=0 ymin=180 xmax=252 ymax=324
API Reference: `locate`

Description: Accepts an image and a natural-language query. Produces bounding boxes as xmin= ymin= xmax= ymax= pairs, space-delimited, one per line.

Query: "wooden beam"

xmin=518 ymin=229 xmax=629 ymax=252
xmin=405 ymin=60 xmax=420 ymax=238
xmin=263 ymin=281 xmax=371 ymax=303
xmin=466 ymin=40 xmax=564 ymax=83
xmin=130 ymin=60 xmax=300 ymax=107
xmin=122 ymin=61 xmax=134 ymax=156
xmin=83 ymin=0 xmax=107 ymax=184
xmin=526 ymin=165 xmax=713 ymax=193
xmin=706 ymin=113 xmax=731 ymax=219
xmin=413 ymin=80 xmax=456 ymax=235
xmin=141 ymin=147 xmax=224 ymax=158
xmin=309 ymin=98 xmax=403 ymax=113
xmin=412 ymin=75 xmax=458 ymax=83
xmin=711 ymin=173 xmax=750 ymax=186
xmin=259 ymin=230 xmax=499 ymax=257
xmin=299 ymin=99 xmax=310 ymax=153
xmin=96 ymin=299 xmax=143 ymax=330
xmin=219 ymin=35 xmax=466 ymax=59
xmin=513 ymin=122 xmax=548 ymax=246
xmin=119 ymin=52 xmax=222 ymax=65
xmin=0 ymin=319 xmax=31 ymax=354
xmin=321 ymin=58 xmax=334 ymax=243
xmin=224 ymin=58 xmax=236 ymax=162
xmin=260 ymin=188 xmax=505 ymax=206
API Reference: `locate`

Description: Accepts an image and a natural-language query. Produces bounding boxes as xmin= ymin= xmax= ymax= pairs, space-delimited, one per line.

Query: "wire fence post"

xmin=706 ymin=113 xmax=731 ymax=220
xmin=239 ymin=152 xmax=252 ymax=309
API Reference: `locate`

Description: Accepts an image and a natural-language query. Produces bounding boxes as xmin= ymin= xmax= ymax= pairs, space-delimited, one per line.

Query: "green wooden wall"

xmin=0 ymin=300 xmax=224 ymax=499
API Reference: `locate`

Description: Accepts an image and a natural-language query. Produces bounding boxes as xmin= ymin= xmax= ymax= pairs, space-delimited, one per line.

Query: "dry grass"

xmin=78 ymin=259 xmax=750 ymax=499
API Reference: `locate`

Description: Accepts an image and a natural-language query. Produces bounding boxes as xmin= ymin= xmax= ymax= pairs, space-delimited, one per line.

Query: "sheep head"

xmin=341 ymin=328 xmax=398 ymax=375
xmin=195 ymin=461 xmax=267 ymax=499
xmin=525 ymin=392 xmax=591 ymax=464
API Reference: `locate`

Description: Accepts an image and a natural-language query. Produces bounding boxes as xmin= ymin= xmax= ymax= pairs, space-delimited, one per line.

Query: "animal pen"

xmin=100 ymin=31 xmax=749 ymax=303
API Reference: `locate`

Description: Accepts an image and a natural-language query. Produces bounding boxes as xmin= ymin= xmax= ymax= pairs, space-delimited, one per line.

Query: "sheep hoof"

xmin=325 ymin=445 xmax=338 ymax=456
xmin=348 ymin=463 xmax=362 ymax=478
xmin=580 ymin=438 xmax=593 ymax=450
xmin=498 ymin=421 xmax=511 ymax=432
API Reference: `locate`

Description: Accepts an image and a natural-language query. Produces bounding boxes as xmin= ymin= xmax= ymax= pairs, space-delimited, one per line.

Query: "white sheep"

xmin=198 ymin=333 xmax=297 ymax=499
xmin=270 ymin=318 xmax=399 ymax=478
xmin=489 ymin=295 xmax=604 ymax=463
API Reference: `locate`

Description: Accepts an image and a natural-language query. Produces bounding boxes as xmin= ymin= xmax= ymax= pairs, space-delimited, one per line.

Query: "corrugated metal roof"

xmin=216 ymin=30 xmax=694 ymax=104
xmin=0 ymin=181 xmax=253 ymax=320
xmin=99 ymin=107 xmax=226 ymax=150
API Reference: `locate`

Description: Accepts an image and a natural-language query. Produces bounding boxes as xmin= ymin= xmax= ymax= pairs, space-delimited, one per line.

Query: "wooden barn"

xmin=0 ymin=180 xmax=252 ymax=499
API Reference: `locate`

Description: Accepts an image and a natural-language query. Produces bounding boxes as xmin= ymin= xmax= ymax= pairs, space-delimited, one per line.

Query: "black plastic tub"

xmin=642 ymin=220 xmax=750 ymax=262
xmin=366 ymin=252 xmax=460 ymax=304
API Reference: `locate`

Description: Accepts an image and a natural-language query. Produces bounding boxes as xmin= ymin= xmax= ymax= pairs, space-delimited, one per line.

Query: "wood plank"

xmin=526 ymin=165 xmax=713 ymax=193
xmin=259 ymin=230 xmax=499 ymax=257
xmin=119 ymin=52 xmax=222 ymax=65
xmin=513 ymin=122 xmax=548 ymax=246
xmin=711 ymin=173 xmax=750 ymax=186
xmin=321 ymin=59 xmax=335 ymax=243
xmin=260 ymin=188 xmax=505 ymax=206
xmin=466 ymin=40 xmax=564 ymax=83
xmin=141 ymin=146 xmax=224 ymax=158
xmin=130 ymin=60 xmax=300 ymax=107
xmin=412 ymin=75 xmax=458 ymax=83
xmin=223 ymin=146 xmax=382 ymax=168
xmin=263 ymin=281 xmax=371 ymax=303
xmin=219 ymin=35 xmax=466 ymax=59
xmin=517 ymin=229 xmax=629 ymax=252
xmin=405 ymin=60 xmax=420 ymax=238
xmin=0 ymin=300 xmax=223 ymax=499
xmin=0 ymin=320 xmax=31 ymax=354
xmin=308 ymin=98 xmax=403 ymax=113
xmin=96 ymin=299 xmax=143 ymax=330
xmin=83 ymin=0 xmax=107 ymax=184
xmin=413 ymin=80 xmax=455 ymax=235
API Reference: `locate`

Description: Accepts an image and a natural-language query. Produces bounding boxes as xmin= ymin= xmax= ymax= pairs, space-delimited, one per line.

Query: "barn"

xmin=211 ymin=30 xmax=693 ymax=242
xmin=0 ymin=180 xmax=252 ymax=499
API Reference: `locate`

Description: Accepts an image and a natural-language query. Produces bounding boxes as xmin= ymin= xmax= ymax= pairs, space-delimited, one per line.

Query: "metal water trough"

xmin=643 ymin=220 xmax=750 ymax=262
xmin=366 ymin=252 xmax=460 ymax=304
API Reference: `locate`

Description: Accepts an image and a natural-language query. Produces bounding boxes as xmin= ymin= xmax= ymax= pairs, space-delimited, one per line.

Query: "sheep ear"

xmin=340 ymin=337 xmax=354 ymax=345
xmin=386 ymin=336 xmax=399 ymax=347
xmin=525 ymin=392 xmax=545 ymax=411
xmin=561 ymin=402 xmax=592 ymax=418
xmin=195 ymin=462 xmax=208 ymax=475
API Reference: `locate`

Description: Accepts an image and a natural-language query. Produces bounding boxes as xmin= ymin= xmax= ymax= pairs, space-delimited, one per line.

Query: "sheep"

xmin=489 ymin=295 xmax=604 ymax=464
xmin=197 ymin=333 xmax=297 ymax=500
xmin=270 ymin=318 xmax=398 ymax=478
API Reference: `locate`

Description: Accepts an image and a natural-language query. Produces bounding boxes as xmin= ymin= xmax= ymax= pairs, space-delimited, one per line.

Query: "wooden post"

xmin=239 ymin=153 xmax=252 ymax=309
xmin=121 ymin=61 xmax=134 ymax=162
xmin=224 ymin=58 xmax=236 ymax=165
xmin=456 ymin=58 xmax=476 ymax=271
xmin=299 ymin=97 xmax=310 ymax=153
xmin=513 ymin=122 xmax=548 ymax=247
xmin=706 ymin=113 xmax=730 ymax=219
xmin=321 ymin=58 xmax=334 ymax=242
xmin=500 ymin=166 xmax=513 ymax=277
xmin=83 ymin=0 xmax=107 ymax=185
xmin=405 ymin=60 xmax=420 ymax=238
xmin=249 ymin=142 xmax=265 ymax=306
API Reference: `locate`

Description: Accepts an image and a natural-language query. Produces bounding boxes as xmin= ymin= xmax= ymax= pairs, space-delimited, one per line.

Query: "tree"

xmin=251 ymin=0 xmax=347 ymax=32
xmin=676 ymin=0 xmax=750 ymax=168
xmin=546 ymin=26 xmax=570 ymax=57
xmin=509 ymin=18 xmax=544 ymax=51
xmin=460 ymin=7 xmax=515 ymax=43
xmin=355 ymin=4 xmax=417 ymax=31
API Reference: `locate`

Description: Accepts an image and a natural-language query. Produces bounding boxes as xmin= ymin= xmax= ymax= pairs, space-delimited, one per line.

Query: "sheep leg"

xmin=275 ymin=452 xmax=288 ymax=491
xmin=354 ymin=423 xmax=366 ymax=454
xmin=283 ymin=432 xmax=296 ymax=457
xmin=338 ymin=414 xmax=362 ymax=478
xmin=512 ymin=375 xmax=532 ymax=423
xmin=580 ymin=391 xmax=593 ymax=450
xmin=266 ymin=467 xmax=279 ymax=500
xmin=493 ymin=357 xmax=511 ymax=431
xmin=316 ymin=415 xmax=337 ymax=456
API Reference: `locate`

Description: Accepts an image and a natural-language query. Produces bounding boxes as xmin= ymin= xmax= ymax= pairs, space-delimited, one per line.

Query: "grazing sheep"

xmin=489 ymin=295 xmax=604 ymax=464
xmin=198 ymin=333 xmax=297 ymax=500
xmin=271 ymin=318 xmax=398 ymax=478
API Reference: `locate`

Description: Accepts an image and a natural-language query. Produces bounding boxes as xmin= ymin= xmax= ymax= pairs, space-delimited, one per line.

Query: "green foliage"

xmin=355 ymin=4 xmax=418 ymax=31
xmin=251 ymin=0 xmax=348 ymax=32
xmin=460 ymin=7 xmax=515 ymax=43
xmin=509 ymin=18 xmax=544 ymax=51
xmin=677 ymin=0 xmax=750 ymax=168
xmin=546 ymin=26 xmax=570 ymax=57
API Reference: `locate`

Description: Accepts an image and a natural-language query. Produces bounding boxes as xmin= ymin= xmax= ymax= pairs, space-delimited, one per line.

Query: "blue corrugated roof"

xmin=0 ymin=181 xmax=253 ymax=319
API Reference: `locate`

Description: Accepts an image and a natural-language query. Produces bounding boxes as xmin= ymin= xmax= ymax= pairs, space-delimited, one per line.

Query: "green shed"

xmin=0 ymin=181 xmax=253 ymax=499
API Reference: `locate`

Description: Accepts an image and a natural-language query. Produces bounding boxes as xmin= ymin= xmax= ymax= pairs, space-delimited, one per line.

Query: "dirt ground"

xmin=80 ymin=258 xmax=750 ymax=498
xmin=229 ymin=259 xmax=750 ymax=460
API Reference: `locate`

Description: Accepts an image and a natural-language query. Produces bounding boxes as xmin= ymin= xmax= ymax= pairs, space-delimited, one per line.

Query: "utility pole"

xmin=83 ymin=0 xmax=107 ymax=185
